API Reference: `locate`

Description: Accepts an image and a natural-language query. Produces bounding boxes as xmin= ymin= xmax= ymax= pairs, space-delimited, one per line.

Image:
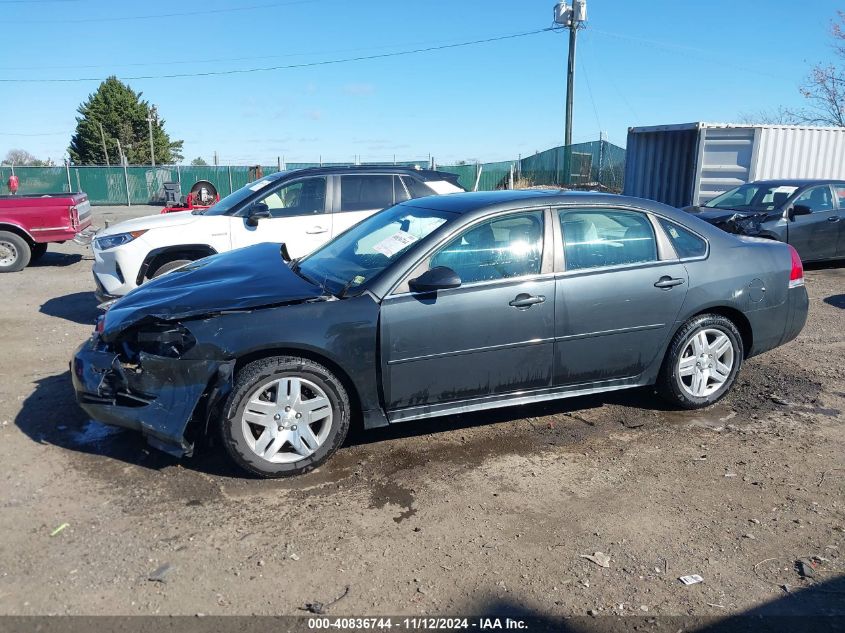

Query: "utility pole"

xmin=97 ymin=122 xmax=110 ymax=166
xmin=146 ymin=105 xmax=158 ymax=167
xmin=554 ymin=1 xmax=587 ymax=149
xmin=213 ymin=151 xmax=218 ymax=166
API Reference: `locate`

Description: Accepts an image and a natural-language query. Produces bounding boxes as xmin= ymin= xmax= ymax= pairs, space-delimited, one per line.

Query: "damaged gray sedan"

xmin=72 ymin=190 xmax=809 ymax=477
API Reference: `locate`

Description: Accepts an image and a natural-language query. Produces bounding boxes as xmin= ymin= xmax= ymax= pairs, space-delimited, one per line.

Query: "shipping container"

xmin=623 ymin=122 xmax=845 ymax=207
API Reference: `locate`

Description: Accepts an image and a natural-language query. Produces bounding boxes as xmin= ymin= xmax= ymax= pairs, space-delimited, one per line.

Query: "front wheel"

xmin=657 ymin=314 xmax=744 ymax=409
xmin=221 ymin=356 xmax=351 ymax=477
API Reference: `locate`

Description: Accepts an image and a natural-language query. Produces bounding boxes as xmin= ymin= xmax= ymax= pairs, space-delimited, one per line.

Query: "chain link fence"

xmin=0 ymin=140 xmax=624 ymax=205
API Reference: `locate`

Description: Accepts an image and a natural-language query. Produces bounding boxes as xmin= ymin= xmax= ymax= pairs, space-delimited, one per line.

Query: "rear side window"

xmin=340 ymin=175 xmax=406 ymax=212
xmin=658 ymin=218 xmax=707 ymax=259
xmin=401 ymin=176 xmax=434 ymax=199
xmin=559 ymin=209 xmax=657 ymax=271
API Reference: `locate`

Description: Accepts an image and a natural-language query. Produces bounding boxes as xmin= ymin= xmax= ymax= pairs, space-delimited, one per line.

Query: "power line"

xmin=0 ymin=31 xmax=549 ymax=71
xmin=0 ymin=131 xmax=69 ymax=136
xmin=0 ymin=28 xmax=554 ymax=83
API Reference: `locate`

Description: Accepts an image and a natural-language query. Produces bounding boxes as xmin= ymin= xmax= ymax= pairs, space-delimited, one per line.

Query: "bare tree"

xmin=2 ymin=149 xmax=45 ymax=166
xmin=785 ymin=11 xmax=845 ymax=127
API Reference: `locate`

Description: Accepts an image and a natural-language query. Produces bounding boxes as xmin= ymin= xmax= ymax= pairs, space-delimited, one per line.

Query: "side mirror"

xmin=789 ymin=204 xmax=813 ymax=220
xmin=408 ymin=266 xmax=461 ymax=293
xmin=246 ymin=202 xmax=271 ymax=226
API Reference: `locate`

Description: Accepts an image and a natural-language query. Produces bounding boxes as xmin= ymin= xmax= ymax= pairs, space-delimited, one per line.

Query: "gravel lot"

xmin=0 ymin=205 xmax=843 ymax=619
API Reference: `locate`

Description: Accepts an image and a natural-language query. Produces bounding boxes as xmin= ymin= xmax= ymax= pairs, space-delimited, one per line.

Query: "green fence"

xmin=0 ymin=140 xmax=624 ymax=205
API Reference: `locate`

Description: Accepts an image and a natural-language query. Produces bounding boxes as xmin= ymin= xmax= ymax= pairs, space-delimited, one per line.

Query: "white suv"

xmin=92 ymin=166 xmax=464 ymax=300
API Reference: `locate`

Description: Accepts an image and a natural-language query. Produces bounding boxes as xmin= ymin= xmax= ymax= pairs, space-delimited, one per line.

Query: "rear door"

xmin=554 ymin=207 xmax=689 ymax=386
xmin=230 ymin=176 xmax=330 ymax=258
xmin=331 ymin=174 xmax=408 ymax=237
xmin=787 ymin=185 xmax=839 ymax=261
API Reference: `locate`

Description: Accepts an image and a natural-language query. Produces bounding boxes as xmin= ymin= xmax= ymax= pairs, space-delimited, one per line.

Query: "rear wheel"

xmin=29 ymin=242 xmax=48 ymax=263
xmin=0 ymin=231 xmax=31 ymax=272
xmin=221 ymin=356 xmax=350 ymax=477
xmin=150 ymin=258 xmax=192 ymax=279
xmin=657 ymin=314 xmax=743 ymax=409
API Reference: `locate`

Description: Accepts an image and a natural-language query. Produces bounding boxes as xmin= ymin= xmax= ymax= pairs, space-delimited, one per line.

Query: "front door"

xmin=380 ymin=209 xmax=554 ymax=413
xmin=788 ymin=185 xmax=840 ymax=261
xmin=554 ymin=207 xmax=689 ymax=386
xmin=231 ymin=176 xmax=331 ymax=259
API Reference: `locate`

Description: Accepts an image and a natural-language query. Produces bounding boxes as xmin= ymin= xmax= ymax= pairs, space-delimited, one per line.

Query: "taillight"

xmin=69 ymin=205 xmax=79 ymax=229
xmin=95 ymin=315 xmax=105 ymax=334
xmin=788 ymin=245 xmax=804 ymax=289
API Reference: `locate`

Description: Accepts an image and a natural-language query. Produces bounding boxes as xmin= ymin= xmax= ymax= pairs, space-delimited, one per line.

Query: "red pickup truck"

xmin=0 ymin=192 xmax=93 ymax=272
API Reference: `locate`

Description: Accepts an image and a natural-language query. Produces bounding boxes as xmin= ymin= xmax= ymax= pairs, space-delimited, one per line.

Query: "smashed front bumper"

xmin=71 ymin=336 xmax=233 ymax=457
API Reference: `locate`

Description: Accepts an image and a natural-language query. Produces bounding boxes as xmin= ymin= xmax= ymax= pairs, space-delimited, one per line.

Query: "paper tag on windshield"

xmin=249 ymin=180 xmax=271 ymax=192
xmin=372 ymin=231 xmax=418 ymax=257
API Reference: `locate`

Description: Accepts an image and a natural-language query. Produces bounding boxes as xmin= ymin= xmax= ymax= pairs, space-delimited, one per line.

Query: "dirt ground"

xmin=0 ymin=205 xmax=842 ymax=619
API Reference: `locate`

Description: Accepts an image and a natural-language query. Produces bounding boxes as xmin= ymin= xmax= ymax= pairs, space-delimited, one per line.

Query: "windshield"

xmin=704 ymin=183 xmax=798 ymax=212
xmin=197 ymin=174 xmax=286 ymax=216
xmin=296 ymin=203 xmax=454 ymax=296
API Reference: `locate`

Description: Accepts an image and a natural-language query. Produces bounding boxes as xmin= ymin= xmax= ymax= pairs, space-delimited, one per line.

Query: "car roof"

xmin=270 ymin=164 xmax=459 ymax=182
xmin=400 ymin=189 xmax=681 ymax=215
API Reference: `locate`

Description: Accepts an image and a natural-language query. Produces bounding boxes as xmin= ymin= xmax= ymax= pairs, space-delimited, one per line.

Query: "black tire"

xmin=150 ymin=258 xmax=192 ymax=279
xmin=656 ymin=314 xmax=744 ymax=409
xmin=29 ymin=242 xmax=48 ymax=263
xmin=0 ymin=231 xmax=31 ymax=272
xmin=221 ymin=356 xmax=351 ymax=478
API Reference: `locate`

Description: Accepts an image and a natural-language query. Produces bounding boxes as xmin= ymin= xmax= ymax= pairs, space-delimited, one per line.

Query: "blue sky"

xmin=0 ymin=0 xmax=841 ymax=165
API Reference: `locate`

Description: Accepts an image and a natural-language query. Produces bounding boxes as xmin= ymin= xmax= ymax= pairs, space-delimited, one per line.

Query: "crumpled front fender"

xmin=71 ymin=336 xmax=234 ymax=456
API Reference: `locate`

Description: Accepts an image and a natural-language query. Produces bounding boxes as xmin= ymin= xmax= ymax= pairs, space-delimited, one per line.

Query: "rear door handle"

xmin=654 ymin=276 xmax=685 ymax=289
xmin=509 ymin=293 xmax=546 ymax=309
xmin=306 ymin=226 xmax=328 ymax=234
xmin=828 ymin=216 xmax=841 ymax=222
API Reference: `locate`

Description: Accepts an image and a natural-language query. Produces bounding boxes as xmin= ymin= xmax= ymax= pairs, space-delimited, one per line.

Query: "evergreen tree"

xmin=68 ymin=77 xmax=183 ymax=165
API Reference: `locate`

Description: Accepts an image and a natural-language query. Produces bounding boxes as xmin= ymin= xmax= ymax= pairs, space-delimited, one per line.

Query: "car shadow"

xmin=39 ymin=291 xmax=100 ymax=325
xmin=824 ymin=294 xmax=845 ymax=309
xmin=460 ymin=575 xmax=844 ymax=629
xmin=29 ymin=252 xmax=82 ymax=268
xmin=16 ymin=369 xmax=671 ymax=480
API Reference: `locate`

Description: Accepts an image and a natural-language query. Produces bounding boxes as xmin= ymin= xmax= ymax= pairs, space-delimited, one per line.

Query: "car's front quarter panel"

xmin=93 ymin=216 xmax=233 ymax=296
xmin=184 ymin=294 xmax=386 ymax=426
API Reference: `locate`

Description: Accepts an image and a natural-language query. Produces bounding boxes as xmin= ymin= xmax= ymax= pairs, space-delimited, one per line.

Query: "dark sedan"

xmin=685 ymin=179 xmax=845 ymax=263
xmin=72 ymin=190 xmax=808 ymax=477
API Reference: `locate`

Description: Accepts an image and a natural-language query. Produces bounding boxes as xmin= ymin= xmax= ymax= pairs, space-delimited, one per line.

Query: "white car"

xmin=92 ymin=166 xmax=464 ymax=300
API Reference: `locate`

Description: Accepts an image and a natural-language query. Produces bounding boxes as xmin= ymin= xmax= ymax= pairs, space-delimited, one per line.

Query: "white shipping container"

xmin=623 ymin=122 xmax=845 ymax=207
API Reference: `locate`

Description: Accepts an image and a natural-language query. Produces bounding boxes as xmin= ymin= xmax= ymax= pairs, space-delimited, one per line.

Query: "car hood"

xmin=97 ymin=210 xmax=202 ymax=237
xmin=102 ymin=242 xmax=325 ymax=338
xmin=683 ymin=206 xmax=753 ymax=221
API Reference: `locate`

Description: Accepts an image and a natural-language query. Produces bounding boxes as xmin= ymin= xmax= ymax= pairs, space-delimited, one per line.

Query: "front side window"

xmin=793 ymin=186 xmax=835 ymax=213
xmin=658 ymin=218 xmax=707 ymax=259
xmin=340 ymin=175 xmax=398 ymax=212
xmin=260 ymin=177 xmax=326 ymax=218
xmin=429 ymin=211 xmax=544 ymax=284
xmin=560 ymin=209 xmax=657 ymax=271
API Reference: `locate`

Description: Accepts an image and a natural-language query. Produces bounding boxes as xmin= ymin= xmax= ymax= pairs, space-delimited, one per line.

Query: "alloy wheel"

xmin=240 ymin=376 xmax=333 ymax=464
xmin=676 ymin=328 xmax=735 ymax=398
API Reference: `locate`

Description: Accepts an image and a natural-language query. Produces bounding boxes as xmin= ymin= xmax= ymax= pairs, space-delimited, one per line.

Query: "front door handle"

xmin=828 ymin=216 xmax=841 ymax=222
xmin=306 ymin=226 xmax=328 ymax=234
xmin=509 ymin=293 xmax=546 ymax=309
xmin=654 ymin=276 xmax=685 ymax=289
